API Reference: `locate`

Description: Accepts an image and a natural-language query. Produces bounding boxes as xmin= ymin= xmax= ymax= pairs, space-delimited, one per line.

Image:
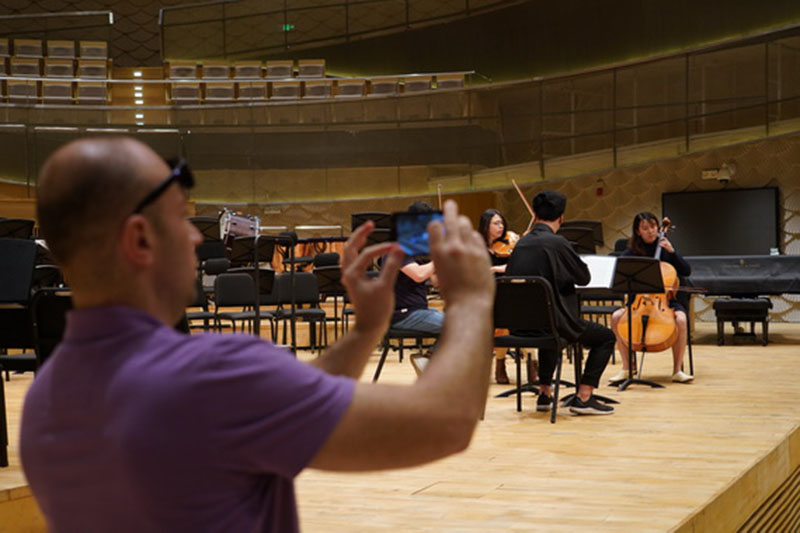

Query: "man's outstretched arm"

xmin=309 ymin=200 xmax=495 ymax=471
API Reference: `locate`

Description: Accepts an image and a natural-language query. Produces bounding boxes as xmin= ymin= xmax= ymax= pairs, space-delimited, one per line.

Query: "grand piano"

xmin=686 ymin=255 xmax=800 ymax=296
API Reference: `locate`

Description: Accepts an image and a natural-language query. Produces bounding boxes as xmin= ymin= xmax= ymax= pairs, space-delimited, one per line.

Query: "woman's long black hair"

xmin=628 ymin=211 xmax=659 ymax=256
xmin=478 ymin=208 xmax=509 ymax=247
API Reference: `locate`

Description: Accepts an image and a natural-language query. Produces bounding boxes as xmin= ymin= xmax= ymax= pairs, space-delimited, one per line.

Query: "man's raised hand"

xmin=339 ymin=220 xmax=404 ymax=334
xmin=427 ymin=200 xmax=495 ymax=309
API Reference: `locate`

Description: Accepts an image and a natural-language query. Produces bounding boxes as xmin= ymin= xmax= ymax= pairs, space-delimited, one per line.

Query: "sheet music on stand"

xmin=578 ymin=255 xmax=618 ymax=290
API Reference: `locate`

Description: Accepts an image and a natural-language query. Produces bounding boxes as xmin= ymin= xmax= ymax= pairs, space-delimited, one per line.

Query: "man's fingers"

xmin=470 ymin=230 xmax=486 ymax=251
xmin=442 ymin=199 xmax=460 ymax=242
xmin=343 ymin=241 xmax=398 ymax=278
xmin=376 ymin=245 xmax=404 ymax=289
xmin=341 ymin=220 xmax=374 ymax=268
xmin=457 ymin=214 xmax=473 ymax=243
xmin=428 ymin=218 xmax=444 ymax=252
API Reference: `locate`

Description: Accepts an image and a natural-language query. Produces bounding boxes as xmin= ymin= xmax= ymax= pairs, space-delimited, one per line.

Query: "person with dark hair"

xmin=20 ymin=137 xmax=497 ymax=532
xmin=478 ymin=208 xmax=521 ymax=384
xmin=608 ymin=211 xmax=694 ymax=383
xmin=506 ymin=190 xmax=615 ymax=415
xmin=478 ymin=208 xmax=520 ymax=275
xmin=388 ymin=200 xmax=445 ymax=375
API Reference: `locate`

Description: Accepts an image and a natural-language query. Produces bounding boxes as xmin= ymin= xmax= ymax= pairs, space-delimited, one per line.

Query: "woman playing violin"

xmin=478 ymin=208 xmax=520 ymax=384
xmin=609 ymin=212 xmax=694 ymax=383
xmin=478 ymin=209 xmax=520 ymax=275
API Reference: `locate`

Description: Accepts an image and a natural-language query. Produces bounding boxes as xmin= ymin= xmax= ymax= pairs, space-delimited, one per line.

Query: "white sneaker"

xmin=607 ymin=369 xmax=629 ymax=383
xmin=410 ymin=354 xmax=429 ymax=376
xmin=672 ymin=370 xmax=694 ymax=383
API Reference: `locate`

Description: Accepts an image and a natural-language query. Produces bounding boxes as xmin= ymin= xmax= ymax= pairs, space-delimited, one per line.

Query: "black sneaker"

xmin=569 ymin=395 xmax=615 ymax=415
xmin=536 ymin=394 xmax=553 ymax=412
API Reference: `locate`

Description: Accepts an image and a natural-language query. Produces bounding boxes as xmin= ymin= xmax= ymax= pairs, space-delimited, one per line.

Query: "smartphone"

xmin=391 ymin=210 xmax=444 ymax=257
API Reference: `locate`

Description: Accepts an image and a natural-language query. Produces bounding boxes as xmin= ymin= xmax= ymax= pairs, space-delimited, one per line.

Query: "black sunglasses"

xmin=133 ymin=159 xmax=195 ymax=214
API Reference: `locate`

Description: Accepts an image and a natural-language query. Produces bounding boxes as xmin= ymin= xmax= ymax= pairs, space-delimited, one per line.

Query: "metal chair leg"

xmin=372 ymin=341 xmax=391 ymax=382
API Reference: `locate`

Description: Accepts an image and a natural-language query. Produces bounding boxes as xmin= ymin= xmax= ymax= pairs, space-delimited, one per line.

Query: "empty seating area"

xmin=164 ymin=58 xmax=466 ymax=104
xmin=1 ymin=39 xmax=466 ymax=107
xmin=0 ymin=38 xmax=110 ymax=104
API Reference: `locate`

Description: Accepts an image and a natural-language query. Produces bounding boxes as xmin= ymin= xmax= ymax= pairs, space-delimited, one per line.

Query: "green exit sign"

xmin=281 ymin=24 xmax=296 ymax=31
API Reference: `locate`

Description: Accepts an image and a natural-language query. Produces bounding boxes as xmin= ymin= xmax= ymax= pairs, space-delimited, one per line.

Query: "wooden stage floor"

xmin=2 ymin=322 xmax=799 ymax=532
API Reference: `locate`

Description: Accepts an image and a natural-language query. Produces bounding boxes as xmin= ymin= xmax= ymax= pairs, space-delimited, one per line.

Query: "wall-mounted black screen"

xmin=661 ymin=187 xmax=779 ymax=256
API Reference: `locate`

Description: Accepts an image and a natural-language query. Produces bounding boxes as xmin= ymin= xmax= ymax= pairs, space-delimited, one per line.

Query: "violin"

xmin=615 ymin=218 xmax=679 ymax=353
xmin=490 ymin=231 xmax=520 ymax=258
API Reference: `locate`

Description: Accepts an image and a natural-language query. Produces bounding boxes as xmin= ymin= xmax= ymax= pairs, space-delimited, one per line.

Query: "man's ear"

xmin=119 ymin=215 xmax=156 ymax=267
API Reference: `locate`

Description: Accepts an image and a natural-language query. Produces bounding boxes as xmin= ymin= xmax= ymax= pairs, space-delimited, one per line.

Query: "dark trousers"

xmin=538 ymin=319 xmax=615 ymax=388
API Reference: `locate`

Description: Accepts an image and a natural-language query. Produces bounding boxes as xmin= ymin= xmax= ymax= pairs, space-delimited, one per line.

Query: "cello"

xmin=615 ymin=218 xmax=679 ymax=353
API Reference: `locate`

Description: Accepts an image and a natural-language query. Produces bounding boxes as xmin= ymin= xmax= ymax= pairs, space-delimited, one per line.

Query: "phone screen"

xmin=391 ymin=211 xmax=443 ymax=257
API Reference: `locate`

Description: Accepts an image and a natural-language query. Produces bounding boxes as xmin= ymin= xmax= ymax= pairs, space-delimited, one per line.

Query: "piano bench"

xmin=712 ymin=298 xmax=772 ymax=346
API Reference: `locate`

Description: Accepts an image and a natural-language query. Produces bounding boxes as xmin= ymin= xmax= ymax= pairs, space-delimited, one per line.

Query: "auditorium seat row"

xmin=0 ymin=41 xmax=464 ymax=105
xmin=0 ymin=80 xmax=108 ymax=103
xmin=166 ymin=73 xmax=465 ymax=104
xmin=1 ymin=57 xmax=109 ymax=78
xmin=0 ymin=38 xmax=111 ymax=103
xmin=167 ymin=59 xmax=326 ymax=81
xmin=0 ymin=38 xmax=107 ymax=60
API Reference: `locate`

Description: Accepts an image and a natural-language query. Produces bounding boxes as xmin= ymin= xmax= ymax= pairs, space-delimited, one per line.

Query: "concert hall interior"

xmin=2 ymin=1 xmax=800 ymax=531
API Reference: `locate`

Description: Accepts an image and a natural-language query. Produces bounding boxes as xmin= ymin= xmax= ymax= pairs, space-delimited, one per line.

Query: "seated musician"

xmin=609 ymin=211 xmax=694 ymax=383
xmin=506 ymin=191 xmax=615 ymax=415
xmin=479 ymin=208 xmax=519 ymax=275
xmin=478 ymin=208 xmax=520 ymax=384
xmin=389 ymin=201 xmax=443 ymax=375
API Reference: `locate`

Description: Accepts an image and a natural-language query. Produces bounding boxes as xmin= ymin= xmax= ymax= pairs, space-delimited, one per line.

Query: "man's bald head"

xmin=37 ymin=137 xmax=167 ymax=266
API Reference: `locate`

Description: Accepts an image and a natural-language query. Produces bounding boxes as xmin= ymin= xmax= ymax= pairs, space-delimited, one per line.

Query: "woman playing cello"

xmin=478 ymin=208 xmax=520 ymax=384
xmin=609 ymin=212 xmax=694 ymax=383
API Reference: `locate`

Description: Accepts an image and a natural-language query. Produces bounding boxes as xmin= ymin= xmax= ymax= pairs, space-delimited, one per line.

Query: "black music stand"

xmin=557 ymin=226 xmax=596 ymax=255
xmin=560 ymin=220 xmax=604 ymax=247
xmin=351 ymin=213 xmax=392 ymax=247
xmin=494 ymin=356 xmax=575 ymax=399
xmin=351 ymin=212 xmax=391 ymax=231
xmin=314 ymin=265 xmax=346 ymax=340
xmin=559 ymin=345 xmax=619 ymax=407
xmin=274 ymin=233 xmax=299 ymax=353
xmin=610 ymin=257 xmax=665 ymax=391
xmin=189 ymin=216 xmax=221 ymax=241
xmin=227 ymin=236 xmax=276 ymax=338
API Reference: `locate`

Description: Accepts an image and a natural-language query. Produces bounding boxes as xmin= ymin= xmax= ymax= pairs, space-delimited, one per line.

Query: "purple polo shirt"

xmin=20 ymin=306 xmax=355 ymax=533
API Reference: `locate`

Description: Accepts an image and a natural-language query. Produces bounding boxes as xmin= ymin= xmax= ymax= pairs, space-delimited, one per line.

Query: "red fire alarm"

xmin=595 ymin=179 xmax=605 ymax=196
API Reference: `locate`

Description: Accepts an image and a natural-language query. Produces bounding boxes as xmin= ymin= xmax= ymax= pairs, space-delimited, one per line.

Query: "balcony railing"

xmin=1 ymin=23 xmax=799 ymax=204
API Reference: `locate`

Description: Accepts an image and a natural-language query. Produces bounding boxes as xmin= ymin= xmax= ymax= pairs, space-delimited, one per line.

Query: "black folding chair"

xmin=274 ymin=272 xmax=327 ymax=352
xmin=313 ymin=262 xmax=346 ymax=340
xmin=186 ymin=279 xmax=215 ymax=332
xmin=493 ymin=276 xmax=574 ymax=423
xmin=213 ymin=273 xmax=270 ymax=334
xmin=371 ymin=327 xmax=435 ymax=382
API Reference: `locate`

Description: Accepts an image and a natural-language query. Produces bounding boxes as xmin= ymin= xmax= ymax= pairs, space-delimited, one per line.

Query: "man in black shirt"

xmin=389 ymin=201 xmax=443 ymax=374
xmin=506 ymin=191 xmax=615 ymax=415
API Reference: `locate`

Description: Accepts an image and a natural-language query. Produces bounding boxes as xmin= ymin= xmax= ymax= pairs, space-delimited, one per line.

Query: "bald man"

xmin=20 ymin=137 xmax=495 ymax=532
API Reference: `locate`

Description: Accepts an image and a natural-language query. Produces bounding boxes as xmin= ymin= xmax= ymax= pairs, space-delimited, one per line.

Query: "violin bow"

xmin=511 ymin=179 xmax=536 ymax=234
